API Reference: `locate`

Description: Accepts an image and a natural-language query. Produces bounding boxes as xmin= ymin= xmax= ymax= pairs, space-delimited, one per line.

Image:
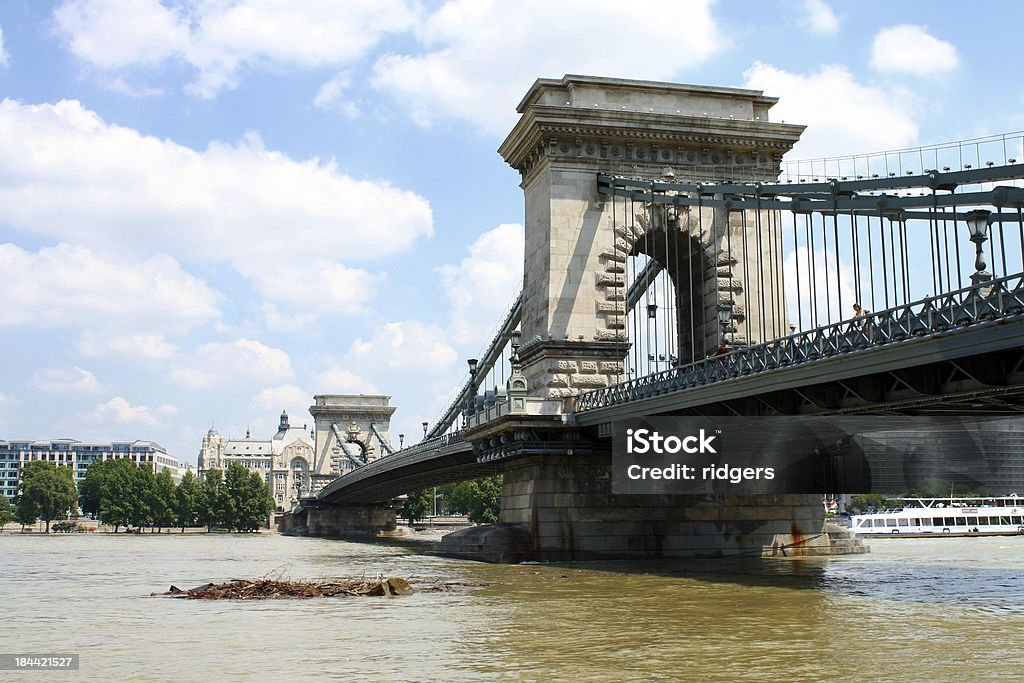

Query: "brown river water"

xmin=2 ymin=533 xmax=1023 ymax=682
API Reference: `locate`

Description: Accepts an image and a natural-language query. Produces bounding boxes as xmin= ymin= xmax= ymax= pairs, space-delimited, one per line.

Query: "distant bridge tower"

xmin=308 ymin=395 xmax=396 ymax=489
xmin=498 ymin=75 xmax=804 ymax=399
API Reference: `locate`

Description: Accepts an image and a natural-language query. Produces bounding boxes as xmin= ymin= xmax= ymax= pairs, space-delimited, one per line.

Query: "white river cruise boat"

xmin=851 ymin=496 xmax=1024 ymax=536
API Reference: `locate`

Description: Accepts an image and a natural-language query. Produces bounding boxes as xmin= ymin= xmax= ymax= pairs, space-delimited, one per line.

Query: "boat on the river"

xmin=851 ymin=495 xmax=1024 ymax=536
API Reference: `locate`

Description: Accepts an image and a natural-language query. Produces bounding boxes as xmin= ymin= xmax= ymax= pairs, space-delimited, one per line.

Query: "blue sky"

xmin=0 ymin=0 xmax=1021 ymax=465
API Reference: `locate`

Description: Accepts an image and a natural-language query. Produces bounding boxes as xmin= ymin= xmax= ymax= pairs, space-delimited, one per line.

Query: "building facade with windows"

xmin=0 ymin=439 xmax=183 ymax=502
xmin=197 ymin=411 xmax=315 ymax=511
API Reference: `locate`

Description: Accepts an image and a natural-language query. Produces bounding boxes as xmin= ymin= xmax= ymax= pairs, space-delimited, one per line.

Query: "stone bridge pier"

xmin=440 ymin=75 xmax=861 ymax=561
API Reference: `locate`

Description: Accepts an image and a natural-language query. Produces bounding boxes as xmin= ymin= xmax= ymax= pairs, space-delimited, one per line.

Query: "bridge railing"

xmin=575 ymin=273 xmax=1024 ymax=411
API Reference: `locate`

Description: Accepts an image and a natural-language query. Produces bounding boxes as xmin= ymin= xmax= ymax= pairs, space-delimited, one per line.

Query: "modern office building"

xmin=0 ymin=439 xmax=184 ymax=502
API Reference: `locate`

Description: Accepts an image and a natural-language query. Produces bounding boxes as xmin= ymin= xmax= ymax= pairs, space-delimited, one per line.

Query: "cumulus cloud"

xmin=260 ymin=303 xmax=316 ymax=332
xmin=30 ymin=367 xmax=104 ymax=394
xmin=345 ymin=321 xmax=458 ymax=377
xmin=438 ymin=223 xmax=523 ymax=346
xmin=0 ymin=26 xmax=10 ymax=67
xmin=85 ymin=396 xmax=177 ymax=426
xmin=743 ymin=62 xmax=919 ymax=158
xmin=0 ymin=243 xmax=219 ymax=332
xmin=171 ymin=339 xmax=293 ymax=388
xmin=251 ymin=384 xmax=311 ymax=416
xmin=311 ymin=367 xmax=379 ymax=395
xmin=314 ymin=71 xmax=359 ymax=117
xmin=371 ymin=0 xmax=723 ymax=134
xmin=870 ymin=25 xmax=959 ymax=76
xmin=75 ymin=331 xmax=178 ymax=359
xmin=800 ymin=0 xmax=838 ymax=34
xmin=0 ymin=99 xmax=431 ymax=313
xmin=53 ymin=0 xmax=419 ymax=97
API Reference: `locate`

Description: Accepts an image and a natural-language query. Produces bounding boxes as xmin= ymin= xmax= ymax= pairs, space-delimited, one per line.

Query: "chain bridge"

xmin=293 ymin=75 xmax=1024 ymax=561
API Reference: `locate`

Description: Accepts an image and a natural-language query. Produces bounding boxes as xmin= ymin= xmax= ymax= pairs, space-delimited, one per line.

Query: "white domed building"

xmin=197 ymin=410 xmax=315 ymax=511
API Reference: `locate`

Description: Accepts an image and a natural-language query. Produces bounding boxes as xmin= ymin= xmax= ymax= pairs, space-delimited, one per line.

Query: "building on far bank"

xmin=0 ymin=439 xmax=184 ymax=502
xmin=197 ymin=410 xmax=315 ymax=511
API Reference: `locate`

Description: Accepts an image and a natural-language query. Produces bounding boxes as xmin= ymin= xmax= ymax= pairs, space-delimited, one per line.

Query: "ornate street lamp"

xmin=399 ymin=434 xmax=405 ymax=448
xmin=647 ymin=302 xmax=658 ymax=319
xmin=421 ymin=421 xmax=428 ymax=439
xmin=964 ymin=209 xmax=992 ymax=285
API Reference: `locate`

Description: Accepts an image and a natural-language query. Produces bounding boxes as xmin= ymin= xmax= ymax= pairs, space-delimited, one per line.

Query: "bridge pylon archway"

xmin=498 ymin=75 xmax=802 ymax=403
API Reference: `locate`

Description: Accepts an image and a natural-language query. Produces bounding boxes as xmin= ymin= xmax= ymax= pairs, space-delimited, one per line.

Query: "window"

xmin=911 ymin=518 xmax=920 ymax=526
xmin=898 ymin=519 xmax=909 ymax=527
xmin=955 ymin=517 xmax=968 ymax=526
xmin=885 ymin=518 xmax=897 ymax=527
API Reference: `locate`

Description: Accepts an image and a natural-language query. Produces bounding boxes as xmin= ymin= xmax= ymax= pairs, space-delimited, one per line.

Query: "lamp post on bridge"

xmin=965 ymin=209 xmax=993 ymax=286
xmin=421 ymin=422 xmax=428 ymax=440
xmin=464 ymin=358 xmax=479 ymax=426
xmin=399 ymin=434 xmax=404 ymax=448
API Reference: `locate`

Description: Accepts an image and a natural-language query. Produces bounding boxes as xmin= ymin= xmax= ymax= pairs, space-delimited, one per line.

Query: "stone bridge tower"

xmin=308 ymin=395 xmax=396 ymax=488
xmin=498 ymin=75 xmax=804 ymax=400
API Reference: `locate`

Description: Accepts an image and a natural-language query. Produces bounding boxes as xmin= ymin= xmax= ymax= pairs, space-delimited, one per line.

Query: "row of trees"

xmin=2 ymin=459 xmax=274 ymax=533
xmin=402 ymin=475 xmax=502 ymax=524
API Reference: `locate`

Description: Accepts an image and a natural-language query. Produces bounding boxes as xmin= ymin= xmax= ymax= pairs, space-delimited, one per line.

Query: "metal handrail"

xmin=575 ymin=273 xmax=1024 ymax=412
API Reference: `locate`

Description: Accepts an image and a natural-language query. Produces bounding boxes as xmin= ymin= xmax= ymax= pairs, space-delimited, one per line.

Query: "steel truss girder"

xmin=598 ymin=182 xmax=1024 ymax=217
xmin=600 ymin=163 xmax=1024 ymax=197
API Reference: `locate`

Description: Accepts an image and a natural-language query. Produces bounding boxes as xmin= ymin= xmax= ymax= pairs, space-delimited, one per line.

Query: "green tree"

xmin=17 ymin=461 xmax=78 ymax=533
xmin=0 ymin=495 xmax=13 ymax=530
xmin=150 ymin=468 xmax=176 ymax=532
xmin=198 ymin=468 xmax=230 ymax=531
xmin=465 ymin=475 xmax=502 ymax=524
xmin=15 ymin=498 xmax=37 ymax=531
xmin=847 ymin=494 xmax=891 ymax=514
xmin=127 ymin=465 xmax=155 ymax=530
xmin=440 ymin=481 xmax=473 ymax=515
xmin=95 ymin=458 xmax=140 ymax=532
xmin=174 ymin=470 xmax=200 ymax=532
xmin=437 ymin=476 xmax=503 ymax=524
xmin=225 ymin=464 xmax=273 ymax=532
xmin=78 ymin=459 xmax=111 ymax=518
xmin=402 ymin=488 xmax=433 ymax=523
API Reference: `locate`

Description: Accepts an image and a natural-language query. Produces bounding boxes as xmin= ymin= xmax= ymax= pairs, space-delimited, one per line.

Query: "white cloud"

xmin=800 ymin=0 xmax=838 ymax=34
xmin=53 ymin=0 xmax=187 ymax=69
xmin=251 ymin=384 xmax=309 ymax=411
xmin=438 ymin=223 xmax=523 ymax=346
xmin=314 ymin=71 xmax=359 ymax=117
xmin=870 ymin=25 xmax=959 ymax=76
xmin=0 ymin=243 xmax=219 ymax=332
xmin=743 ymin=62 xmax=919 ymax=158
xmin=0 ymin=99 xmax=431 ymax=313
xmin=260 ymin=303 xmax=316 ymax=332
xmin=171 ymin=338 xmax=293 ymax=388
xmin=54 ymin=0 xmax=419 ymax=97
xmin=76 ymin=331 xmax=178 ymax=359
xmin=371 ymin=0 xmax=724 ymax=134
xmin=30 ymin=367 xmax=104 ymax=394
xmin=345 ymin=321 xmax=458 ymax=376
xmin=0 ymin=26 xmax=10 ymax=67
xmin=311 ymin=367 xmax=379 ymax=395
xmin=85 ymin=396 xmax=177 ymax=426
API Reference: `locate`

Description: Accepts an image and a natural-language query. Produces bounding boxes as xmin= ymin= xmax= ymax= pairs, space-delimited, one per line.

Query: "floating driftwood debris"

xmin=153 ymin=576 xmax=480 ymax=600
